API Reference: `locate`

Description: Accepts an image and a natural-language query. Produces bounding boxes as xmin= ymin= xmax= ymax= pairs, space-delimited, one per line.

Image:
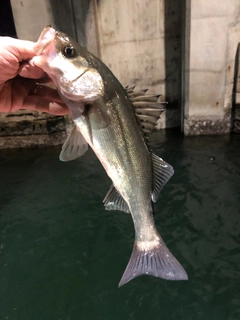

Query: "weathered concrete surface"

xmin=8 ymin=0 xmax=182 ymax=136
xmin=10 ymin=0 xmax=54 ymax=41
xmin=5 ymin=0 xmax=240 ymax=142
xmin=0 ymin=111 xmax=67 ymax=148
xmin=184 ymin=115 xmax=231 ymax=136
xmin=183 ymin=0 xmax=240 ymax=135
xmin=0 ymin=132 xmax=66 ymax=149
xmin=94 ymin=0 xmax=182 ymax=129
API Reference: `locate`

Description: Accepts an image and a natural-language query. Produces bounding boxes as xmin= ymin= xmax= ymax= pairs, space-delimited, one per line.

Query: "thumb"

xmin=19 ymin=62 xmax=46 ymax=79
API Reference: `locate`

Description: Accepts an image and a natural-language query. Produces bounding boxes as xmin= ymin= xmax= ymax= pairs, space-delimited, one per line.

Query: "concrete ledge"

xmin=184 ymin=116 xmax=231 ymax=135
xmin=0 ymin=132 xmax=67 ymax=149
xmin=0 ymin=117 xmax=66 ymax=137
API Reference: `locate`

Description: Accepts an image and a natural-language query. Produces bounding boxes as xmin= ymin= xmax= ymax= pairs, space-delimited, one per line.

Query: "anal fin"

xmin=103 ymin=185 xmax=130 ymax=213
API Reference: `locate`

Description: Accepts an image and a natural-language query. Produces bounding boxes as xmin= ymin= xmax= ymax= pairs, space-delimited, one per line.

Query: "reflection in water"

xmin=0 ymin=130 xmax=240 ymax=319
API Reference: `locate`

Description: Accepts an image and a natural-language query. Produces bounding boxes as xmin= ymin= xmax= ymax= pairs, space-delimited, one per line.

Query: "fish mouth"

xmin=33 ymin=26 xmax=89 ymax=83
xmin=33 ymin=26 xmax=56 ymax=55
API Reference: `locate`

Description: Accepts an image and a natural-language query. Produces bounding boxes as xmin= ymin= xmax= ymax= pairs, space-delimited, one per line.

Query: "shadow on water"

xmin=0 ymin=131 xmax=240 ymax=320
xmin=164 ymin=0 xmax=183 ymax=128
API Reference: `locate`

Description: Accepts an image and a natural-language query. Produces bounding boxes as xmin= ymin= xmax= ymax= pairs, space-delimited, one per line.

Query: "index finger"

xmin=0 ymin=37 xmax=36 ymax=61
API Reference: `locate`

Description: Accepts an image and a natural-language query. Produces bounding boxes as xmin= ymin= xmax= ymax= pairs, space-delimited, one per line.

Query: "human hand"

xmin=0 ymin=36 xmax=69 ymax=115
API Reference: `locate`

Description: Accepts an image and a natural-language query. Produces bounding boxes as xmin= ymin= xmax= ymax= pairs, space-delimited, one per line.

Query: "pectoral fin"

xmin=57 ymin=92 xmax=92 ymax=155
xmin=59 ymin=126 xmax=88 ymax=161
xmin=151 ymin=153 xmax=174 ymax=202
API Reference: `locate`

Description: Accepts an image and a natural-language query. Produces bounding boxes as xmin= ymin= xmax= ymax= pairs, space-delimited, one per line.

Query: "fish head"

xmin=31 ymin=26 xmax=104 ymax=102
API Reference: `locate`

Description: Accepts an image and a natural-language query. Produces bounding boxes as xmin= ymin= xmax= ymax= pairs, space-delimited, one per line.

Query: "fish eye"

xmin=63 ymin=45 xmax=76 ymax=58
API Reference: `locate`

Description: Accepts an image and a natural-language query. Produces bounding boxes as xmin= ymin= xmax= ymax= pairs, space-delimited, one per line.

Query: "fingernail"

xmin=19 ymin=66 xmax=30 ymax=77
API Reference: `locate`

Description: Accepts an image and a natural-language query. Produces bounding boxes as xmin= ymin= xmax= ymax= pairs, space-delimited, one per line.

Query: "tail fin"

xmin=119 ymin=239 xmax=188 ymax=287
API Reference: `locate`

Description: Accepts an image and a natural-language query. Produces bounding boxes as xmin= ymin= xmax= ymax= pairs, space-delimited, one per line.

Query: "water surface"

xmin=0 ymin=130 xmax=239 ymax=320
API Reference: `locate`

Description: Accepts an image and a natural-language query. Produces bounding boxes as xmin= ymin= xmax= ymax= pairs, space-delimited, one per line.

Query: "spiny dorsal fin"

xmin=127 ymin=89 xmax=148 ymax=97
xmin=151 ymin=153 xmax=174 ymax=202
xmin=59 ymin=126 xmax=88 ymax=161
xmin=125 ymin=85 xmax=136 ymax=94
xmin=125 ymin=86 xmax=166 ymax=140
xmin=103 ymin=184 xmax=130 ymax=213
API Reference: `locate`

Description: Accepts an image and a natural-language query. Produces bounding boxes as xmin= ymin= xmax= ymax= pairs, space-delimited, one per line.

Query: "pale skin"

xmin=0 ymin=36 xmax=69 ymax=115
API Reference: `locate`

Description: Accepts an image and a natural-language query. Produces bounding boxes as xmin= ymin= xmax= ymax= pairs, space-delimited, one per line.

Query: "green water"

xmin=0 ymin=130 xmax=239 ymax=320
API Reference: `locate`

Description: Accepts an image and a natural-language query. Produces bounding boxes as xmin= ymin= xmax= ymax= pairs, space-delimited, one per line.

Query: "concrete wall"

xmin=10 ymin=0 xmax=54 ymax=41
xmin=183 ymin=0 xmax=240 ymax=135
xmin=94 ymin=0 xmax=182 ymax=129
xmin=10 ymin=0 xmax=182 ymax=131
xmin=5 ymin=0 xmax=240 ymax=141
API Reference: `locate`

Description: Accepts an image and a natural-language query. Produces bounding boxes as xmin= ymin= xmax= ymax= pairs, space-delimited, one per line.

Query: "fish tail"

xmin=119 ymin=238 xmax=188 ymax=287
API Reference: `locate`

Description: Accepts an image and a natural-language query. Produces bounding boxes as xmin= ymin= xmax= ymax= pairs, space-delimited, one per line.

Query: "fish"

xmin=31 ymin=27 xmax=188 ymax=286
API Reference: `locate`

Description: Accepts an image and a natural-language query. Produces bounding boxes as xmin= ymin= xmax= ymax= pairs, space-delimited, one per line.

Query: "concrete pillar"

xmin=10 ymin=0 xmax=55 ymax=41
xmin=93 ymin=0 xmax=183 ymax=129
xmin=183 ymin=0 xmax=240 ymax=135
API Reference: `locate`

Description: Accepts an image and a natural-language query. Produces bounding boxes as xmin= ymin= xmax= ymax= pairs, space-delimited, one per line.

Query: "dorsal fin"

xmin=125 ymin=86 xmax=166 ymax=140
xmin=151 ymin=153 xmax=174 ymax=202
